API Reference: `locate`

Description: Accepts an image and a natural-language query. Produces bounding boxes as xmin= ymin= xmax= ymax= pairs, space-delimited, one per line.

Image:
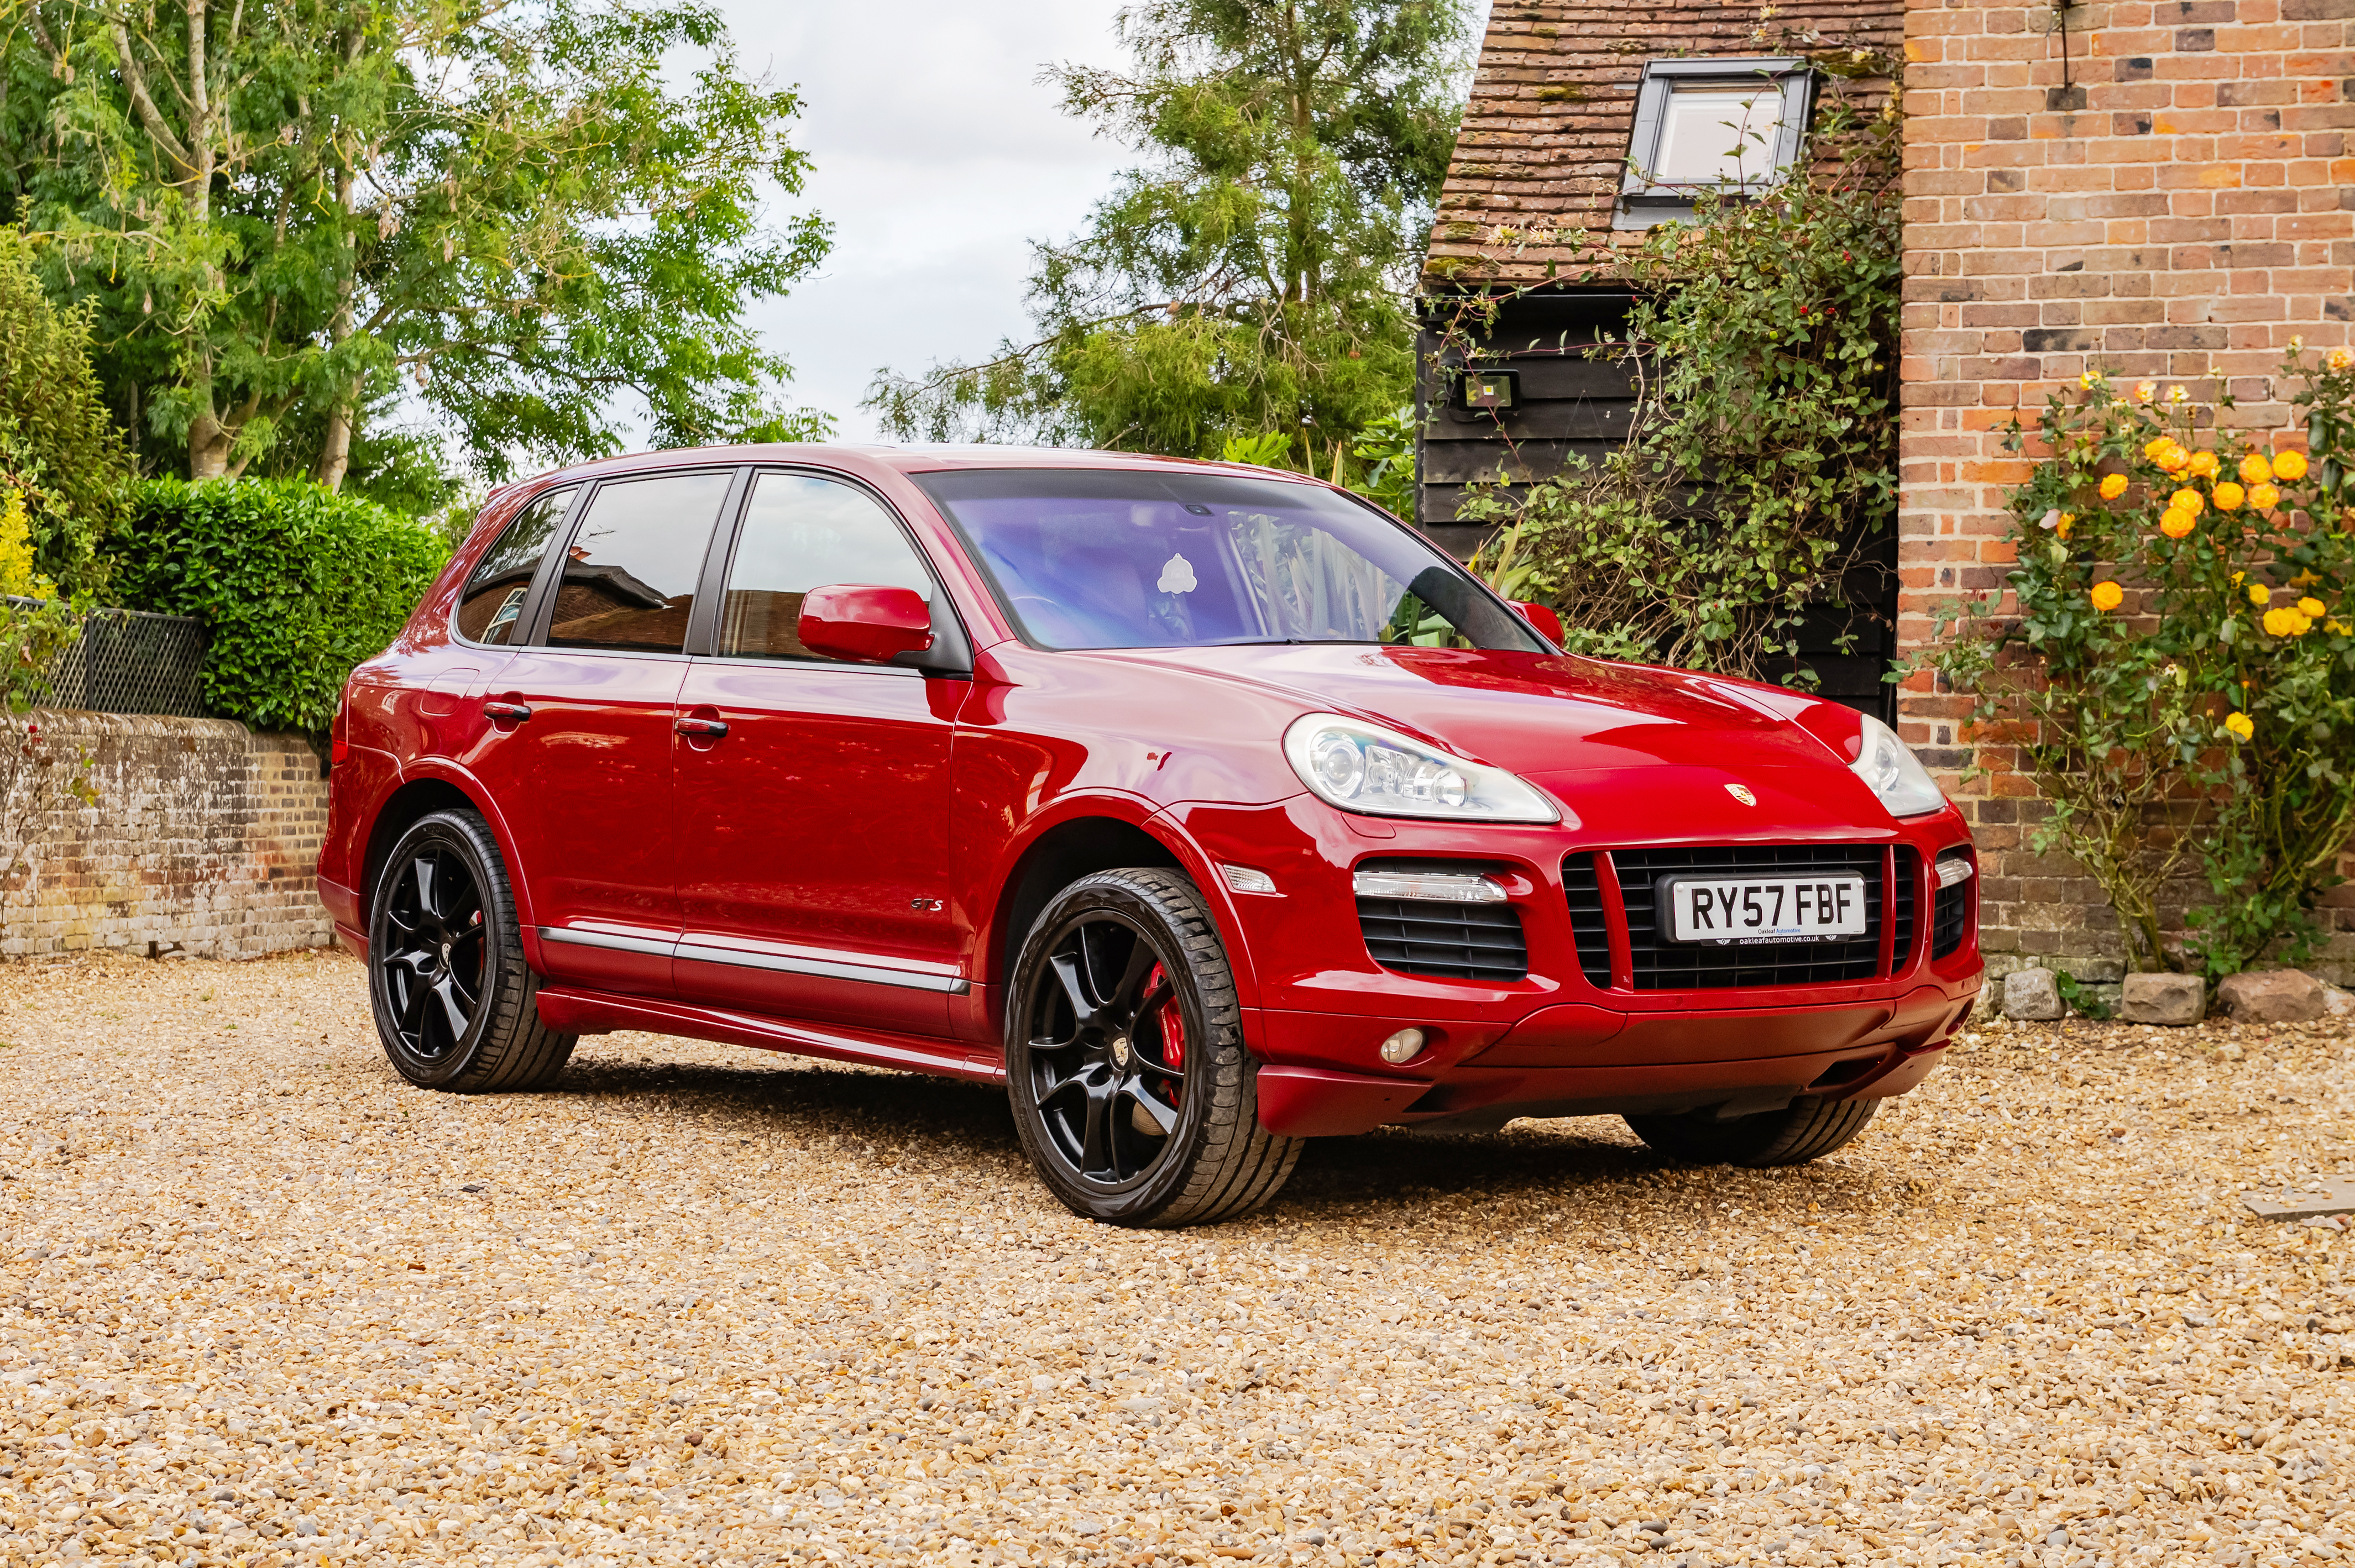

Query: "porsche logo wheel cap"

xmin=1725 ymin=784 xmax=1757 ymax=806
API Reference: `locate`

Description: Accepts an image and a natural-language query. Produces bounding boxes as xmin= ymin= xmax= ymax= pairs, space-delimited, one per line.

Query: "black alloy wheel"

xmin=1027 ymin=914 xmax=1189 ymax=1186
xmin=378 ymin=841 xmax=488 ymax=1062
xmin=367 ymin=809 xmax=574 ymax=1092
xmin=1007 ymin=868 xmax=1300 ymax=1226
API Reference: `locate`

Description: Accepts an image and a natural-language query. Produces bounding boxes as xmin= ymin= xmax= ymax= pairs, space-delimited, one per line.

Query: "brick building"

xmin=1419 ymin=0 xmax=2354 ymax=982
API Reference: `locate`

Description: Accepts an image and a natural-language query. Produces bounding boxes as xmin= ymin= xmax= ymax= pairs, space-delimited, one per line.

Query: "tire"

xmin=1624 ymin=1095 xmax=1878 ymax=1168
xmin=1006 ymin=868 xmax=1301 ymax=1227
xmin=367 ymin=808 xmax=574 ymax=1093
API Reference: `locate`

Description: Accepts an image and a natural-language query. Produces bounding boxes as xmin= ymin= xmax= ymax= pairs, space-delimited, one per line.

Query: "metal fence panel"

xmin=6 ymin=599 xmax=209 ymax=717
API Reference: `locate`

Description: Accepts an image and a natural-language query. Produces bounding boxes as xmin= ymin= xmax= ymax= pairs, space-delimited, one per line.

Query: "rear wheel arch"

xmin=364 ymin=777 xmax=533 ymax=931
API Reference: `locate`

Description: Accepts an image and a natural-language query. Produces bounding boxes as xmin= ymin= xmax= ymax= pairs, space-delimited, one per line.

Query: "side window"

xmin=546 ymin=472 xmax=734 ymax=654
xmin=717 ymin=473 xmax=936 ymax=662
xmin=456 ymin=486 xmax=574 ymax=645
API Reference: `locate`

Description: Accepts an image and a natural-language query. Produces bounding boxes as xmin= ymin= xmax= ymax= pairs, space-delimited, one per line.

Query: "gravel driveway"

xmin=0 ymin=950 xmax=2349 ymax=1567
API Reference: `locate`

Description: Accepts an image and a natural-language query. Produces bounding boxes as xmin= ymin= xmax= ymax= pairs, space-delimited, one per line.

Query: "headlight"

xmin=1281 ymin=714 xmax=1560 ymax=824
xmin=1849 ymin=715 xmax=1945 ymax=817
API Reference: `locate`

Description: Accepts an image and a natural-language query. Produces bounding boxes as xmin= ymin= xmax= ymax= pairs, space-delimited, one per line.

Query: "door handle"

xmin=483 ymin=700 xmax=532 ymax=723
xmin=675 ymin=716 xmax=729 ymax=740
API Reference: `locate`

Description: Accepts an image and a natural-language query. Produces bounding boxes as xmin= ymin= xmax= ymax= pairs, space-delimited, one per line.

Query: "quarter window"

xmin=1617 ymin=58 xmax=1810 ymax=229
xmin=547 ymin=472 xmax=734 ymax=654
xmin=456 ymin=486 xmax=574 ymax=646
xmin=716 ymin=473 xmax=936 ymax=662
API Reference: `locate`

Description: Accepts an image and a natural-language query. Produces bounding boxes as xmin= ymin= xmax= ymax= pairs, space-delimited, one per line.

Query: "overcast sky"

xmin=714 ymin=2 xmax=1135 ymax=444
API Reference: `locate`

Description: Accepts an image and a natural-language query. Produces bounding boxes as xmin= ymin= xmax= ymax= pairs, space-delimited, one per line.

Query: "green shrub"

xmin=0 ymin=227 xmax=133 ymax=595
xmin=109 ymin=479 xmax=450 ymax=733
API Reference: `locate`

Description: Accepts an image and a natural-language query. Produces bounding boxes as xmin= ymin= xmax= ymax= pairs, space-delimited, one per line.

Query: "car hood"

xmin=1076 ymin=642 xmax=1896 ymax=831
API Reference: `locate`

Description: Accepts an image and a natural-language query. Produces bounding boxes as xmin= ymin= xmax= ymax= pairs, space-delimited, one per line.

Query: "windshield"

xmin=909 ymin=467 xmax=1546 ymax=653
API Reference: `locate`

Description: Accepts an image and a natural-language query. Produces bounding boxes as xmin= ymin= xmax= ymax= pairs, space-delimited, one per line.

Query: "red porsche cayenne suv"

xmin=321 ymin=445 xmax=1983 ymax=1226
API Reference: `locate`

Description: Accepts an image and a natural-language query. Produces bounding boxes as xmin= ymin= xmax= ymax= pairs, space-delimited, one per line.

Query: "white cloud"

xmin=718 ymin=1 xmax=1134 ymax=443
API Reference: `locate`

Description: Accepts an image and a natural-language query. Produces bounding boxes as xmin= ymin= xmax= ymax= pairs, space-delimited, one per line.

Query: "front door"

xmin=472 ymin=468 xmax=737 ymax=997
xmin=671 ymin=470 xmax=962 ymax=1035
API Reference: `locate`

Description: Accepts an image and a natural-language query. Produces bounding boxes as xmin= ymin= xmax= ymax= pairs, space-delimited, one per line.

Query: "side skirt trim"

xmin=539 ymin=926 xmax=971 ymax=994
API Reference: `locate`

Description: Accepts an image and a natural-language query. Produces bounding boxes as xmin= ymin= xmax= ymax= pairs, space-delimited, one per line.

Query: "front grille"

xmin=1932 ymin=853 xmax=1974 ymax=958
xmin=1891 ymin=846 xmax=1919 ymax=971
xmin=1357 ymin=898 xmax=1529 ymax=982
xmin=1611 ymin=845 xmax=1886 ymax=990
xmin=1561 ymin=853 xmax=1614 ymax=987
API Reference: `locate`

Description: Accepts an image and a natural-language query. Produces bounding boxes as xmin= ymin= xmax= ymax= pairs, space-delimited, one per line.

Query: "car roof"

xmin=501 ymin=443 xmax=1334 ymax=495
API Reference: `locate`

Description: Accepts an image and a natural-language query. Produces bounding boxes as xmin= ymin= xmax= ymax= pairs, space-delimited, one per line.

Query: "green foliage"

xmin=0 ymin=227 xmax=130 ymax=593
xmin=867 ymin=0 xmax=1473 ymax=463
xmin=109 ymin=479 xmax=449 ymax=733
xmin=2050 ymin=970 xmax=2113 ymax=1021
xmin=1924 ymin=354 xmax=2355 ymax=974
xmin=3 ymin=0 xmax=830 ymax=486
xmin=1451 ymin=106 xmax=1902 ymax=684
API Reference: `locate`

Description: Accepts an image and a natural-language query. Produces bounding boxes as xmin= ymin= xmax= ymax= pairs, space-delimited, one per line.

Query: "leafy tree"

xmin=0 ymin=226 xmax=130 ymax=591
xmin=1 ymin=0 xmax=830 ymax=487
xmin=867 ymin=0 xmax=1472 ymax=468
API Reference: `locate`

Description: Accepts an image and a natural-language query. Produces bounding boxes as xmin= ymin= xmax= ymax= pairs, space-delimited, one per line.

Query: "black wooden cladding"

xmin=1412 ymin=285 xmax=1898 ymax=721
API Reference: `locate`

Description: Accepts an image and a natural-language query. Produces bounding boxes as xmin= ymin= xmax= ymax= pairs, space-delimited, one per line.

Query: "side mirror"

xmin=797 ymin=584 xmax=935 ymax=663
xmin=1510 ymin=599 xmax=1564 ymax=647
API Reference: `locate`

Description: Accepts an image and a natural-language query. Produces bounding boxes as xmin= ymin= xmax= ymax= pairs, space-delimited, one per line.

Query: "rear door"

xmin=669 ymin=469 xmax=965 ymax=1035
xmin=471 ymin=466 xmax=741 ymax=997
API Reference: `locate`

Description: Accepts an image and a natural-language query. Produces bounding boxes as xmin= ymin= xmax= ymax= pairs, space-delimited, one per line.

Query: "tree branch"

xmin=104 ymin=18 xmax=196 ymax=177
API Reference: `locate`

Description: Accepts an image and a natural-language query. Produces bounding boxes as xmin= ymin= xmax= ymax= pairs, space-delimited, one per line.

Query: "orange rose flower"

xmin=2212 ymin=481 xmax=2246 ymax=511
xmin=2248 ymin=482 xmax=2280 ymax=510
xmin=2187 ymin=450 xmax=2220 ymax=478
xmin=2239 ymin=452 xmax=2273 ymax=484
xmin=2098 ymin=473 xmax=2129 ymax=500
xmin=2169 ymin=488 xmax=2205 ymax=514
xmin=2090 ymin=581 xmax=2125 ymax=612
xmin=2273 ymin=449 xmax=2309 ymax=482
xmin=2159 ymin=509 xmax=2196 ymax=538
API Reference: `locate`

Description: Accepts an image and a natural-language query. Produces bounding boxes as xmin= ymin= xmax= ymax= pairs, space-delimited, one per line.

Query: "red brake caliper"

xmin=1146 ymin=963 xmax=1184 ymax=1099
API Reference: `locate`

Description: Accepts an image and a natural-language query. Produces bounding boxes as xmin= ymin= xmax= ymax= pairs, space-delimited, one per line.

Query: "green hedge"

xmin=110 ymin=479 xmax=451 ymax=733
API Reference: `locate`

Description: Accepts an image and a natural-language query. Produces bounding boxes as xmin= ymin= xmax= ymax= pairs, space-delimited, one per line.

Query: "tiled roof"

xmin=1424 ymin=0 xmax=1902 ymax=287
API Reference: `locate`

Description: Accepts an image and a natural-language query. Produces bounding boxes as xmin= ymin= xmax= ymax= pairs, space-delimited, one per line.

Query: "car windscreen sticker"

xmin=485 ymin=586 xmax=527 ymax=635
xmin=1157 ymin=553 xmax=1199 ymax=595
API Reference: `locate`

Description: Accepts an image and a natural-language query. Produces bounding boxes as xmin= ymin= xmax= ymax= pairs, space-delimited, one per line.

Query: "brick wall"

xmin=1896 ymin=0 xmax=2355 ymax=983
xmin=1 ymin=713 xmax=333 ymax=962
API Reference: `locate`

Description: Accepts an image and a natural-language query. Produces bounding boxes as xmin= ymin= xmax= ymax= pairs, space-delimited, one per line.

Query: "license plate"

xmin=1659 ymin=872 xmax=1869 ymax=946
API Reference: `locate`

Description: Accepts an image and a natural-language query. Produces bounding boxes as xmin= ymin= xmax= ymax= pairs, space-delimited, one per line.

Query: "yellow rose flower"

xmin=2212 ymin=481 xmax=2246 ymax=511
xmin=2134 ymin=380 xmax=2157 ymax=403
xmin=2239 ymin=452 xmax=2273 ymax=484
xmin=2249 ymin=583 xmax=2271 ymax=606
xmin=2330 ymin=620 xmax=2353 ymax=637
xmin=2158 ymin=442 xmax=2191 ymax=473
xmin=2079 ymin=370 xmax=2102 ymax=390
xmin=2299 ymin=596 xmax=2327 ymax=618
xmin=2089 ymin=580 xmax=2124 ymax=612
xmin=2263 ymin=606 xmax=2299 ymax=637
xmin=2168 ymin=487 xmax=2204 ymax=513
xmin=2248 ymin=482 xmax=2280 ymax=510
xmin=2166 ymin=384 xmax=2191 ymax=403
xmin=2159 ymin=508 xmax=2196 ymax=538
xmin=2273 ymin=449 xmax=2309 ymax=482
xmin=2225 ymin=711 xmax=2254 ymax=741
xmin=2187 ymin=450 xmax=2220 ymax=478
xmin=2098 ymin=473 xmax=2129 ymax=500
xmin=2055 ymin=515 xmax=2074 ymax=539
xmin=2331 ymin=348 xmax=2353 ymax=373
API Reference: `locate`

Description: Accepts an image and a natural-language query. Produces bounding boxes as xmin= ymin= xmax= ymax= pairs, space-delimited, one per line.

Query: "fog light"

xmin=1379 ymin=1027 xmax=1426 ymax=1065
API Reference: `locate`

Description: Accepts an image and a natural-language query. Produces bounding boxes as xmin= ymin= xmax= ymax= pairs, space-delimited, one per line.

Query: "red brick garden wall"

xmin=1895 ymin=0 xmax=2355 ymax=982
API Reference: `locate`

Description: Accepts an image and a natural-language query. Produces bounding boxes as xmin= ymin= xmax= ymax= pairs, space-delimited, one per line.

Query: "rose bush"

xmin=1929 ymin=349 xmax=2355 ymax=974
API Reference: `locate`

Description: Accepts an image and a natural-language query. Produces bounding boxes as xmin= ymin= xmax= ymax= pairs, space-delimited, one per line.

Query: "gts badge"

xmin=908 ymin=897 xmax=946 ymax=913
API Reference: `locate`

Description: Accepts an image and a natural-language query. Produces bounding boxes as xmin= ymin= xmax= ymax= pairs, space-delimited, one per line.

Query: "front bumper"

xmin=1166 ymin=794 xmax=1984 ymax=1137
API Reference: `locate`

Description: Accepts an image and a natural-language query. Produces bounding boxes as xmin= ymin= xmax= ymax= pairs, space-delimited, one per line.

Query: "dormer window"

xmin=1615 ymin=58 xmax=1813 ymax=229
